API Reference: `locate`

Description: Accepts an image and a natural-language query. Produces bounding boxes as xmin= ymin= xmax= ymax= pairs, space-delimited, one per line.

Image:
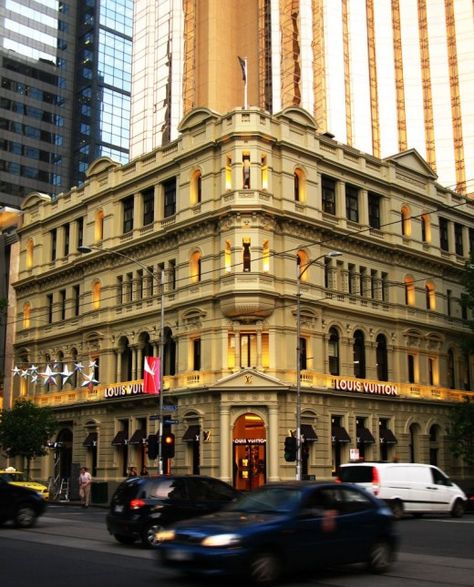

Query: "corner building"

xmin=13 ymin=108 xmax=474 ymax=496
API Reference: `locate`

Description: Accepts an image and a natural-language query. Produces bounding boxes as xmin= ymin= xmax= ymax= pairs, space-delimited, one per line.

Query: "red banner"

xmin=143 ymin=356 xmax=160 ymax=394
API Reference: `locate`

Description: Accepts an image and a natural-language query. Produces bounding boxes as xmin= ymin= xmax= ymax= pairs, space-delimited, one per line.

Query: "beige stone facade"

xmin=10 ymin=108 xmax=474 ymax=497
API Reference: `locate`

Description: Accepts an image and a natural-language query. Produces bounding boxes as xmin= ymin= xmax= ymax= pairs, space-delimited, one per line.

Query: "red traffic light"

xmin=162 ymin=433 xmax=175 ymax=458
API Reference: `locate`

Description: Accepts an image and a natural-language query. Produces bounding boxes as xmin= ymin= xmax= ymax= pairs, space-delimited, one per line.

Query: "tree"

xmin=446 ymin=398 xmax=474 ymax=467
xmin=0 ymin=399 xmax=58 ymax=478
xmin=461 ymin=257 xmax=474 ymax=353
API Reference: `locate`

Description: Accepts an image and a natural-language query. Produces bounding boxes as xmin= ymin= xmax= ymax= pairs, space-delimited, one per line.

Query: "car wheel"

xmin=367 ymin=540 xmax=394 ymax=574
xmin=249 ymin=551 xmax=281 ymax=585
xmin=451 ymin=499 xmax=465 ymax=518
xmin=14 ymin=505 xmax=37 ymax=528
xmin=141 ymin=521 xmax=165 ymax=548
xmin=390 ymin=500 xmax=404 ymax=520
xmin=113 ymin=534 xmax=136 ymax=545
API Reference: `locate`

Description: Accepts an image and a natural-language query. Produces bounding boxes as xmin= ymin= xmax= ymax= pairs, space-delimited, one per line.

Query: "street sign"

xmin=162 ymin=405 xmax=178 ymax=411
xmin=166 ymin=419 xmax=179 ymax=424
xmin=150 ymin=415 xmax=161 ymax=420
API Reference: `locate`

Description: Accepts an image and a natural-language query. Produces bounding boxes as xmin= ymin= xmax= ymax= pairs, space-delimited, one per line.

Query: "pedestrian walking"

xmin=78 ymin=466 xmax=92 ymax=507
xmin=140 ymin=466 xmax=149 ymax=476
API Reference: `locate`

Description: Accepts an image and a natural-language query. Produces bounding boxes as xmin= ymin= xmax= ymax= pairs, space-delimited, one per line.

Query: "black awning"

xmin=357 ymin=427 xmax=376 ymax=444
xmin=111 ymin=430 xmax=128 ymax=446
xmin=83 ymin=432 xmax=97 ymax=448
xmin=128 ymin=429 xmax=146 ymax=445
xmin=182 ymin=425 xmax=200 ymax=442
xmin=380 ymin=428 xmax=398 ymax=444
xmin=332 ymin=426 xmax=351 ymax=443
xmin=301 ymin=424 xmax=318 ymax=442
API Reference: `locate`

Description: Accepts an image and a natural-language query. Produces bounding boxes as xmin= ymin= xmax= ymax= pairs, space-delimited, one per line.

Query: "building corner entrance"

xmin=232 ymin=413 xmax=266 ymax=491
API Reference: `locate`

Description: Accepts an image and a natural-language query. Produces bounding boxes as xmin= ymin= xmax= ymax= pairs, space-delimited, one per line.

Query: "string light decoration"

xmin=11 ymin=360 xmax=99 ymax=388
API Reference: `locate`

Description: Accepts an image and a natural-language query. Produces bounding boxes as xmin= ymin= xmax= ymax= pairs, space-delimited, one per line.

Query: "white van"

xmin=338 ymin=462 xmax=467 ymax=519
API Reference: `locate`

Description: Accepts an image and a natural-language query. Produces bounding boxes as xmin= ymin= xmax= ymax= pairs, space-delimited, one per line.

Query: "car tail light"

xmin=130 ymin=498 xmax=146 ymax=509
xmin=371 ymin=467 xmax=380 ymax=496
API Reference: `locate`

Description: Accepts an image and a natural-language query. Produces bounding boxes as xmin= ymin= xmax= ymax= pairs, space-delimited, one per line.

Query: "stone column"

xmin=220 ymin=405 xmax=231 ymax=483
xmin=268 ymin=404 xmax=279 ymax=482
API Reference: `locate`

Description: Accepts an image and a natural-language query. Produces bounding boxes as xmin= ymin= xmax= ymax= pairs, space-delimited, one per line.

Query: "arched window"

xmin=163 ymin=327 xmax=176 ymax=376
xmin=243 ymin=238 xmax=251 ymax=271
xmin=225 ymin=156 xmax=232 ymax=190
xmin=294 ymin=168 xmax=305 ymax=202
xmin=262 ymin=240 xmax=270 ymax=272
xmin=425 ymin=281 xmax=436 ymax=310
xmin=353 ymin=329 xmax=366 ymax=378
xmin=401 ymin=205 xmax=411 ymax=237
xmin=404 ymin=275 xmax=415 ymax=306
xmin=296 ymin=249 xmax=310 ymax=282
xmin=328 ymin=327 xmax=340 ymax=375
xmin=118 ymin=337 xmax=132 ymax=381
xmin=224 ymin=240 xmax=232 ymax=272
xmin=242 ymin=153 xmax=250 ymax=189
xmin=190 ymin=170 xmax=202 ymax=205
xmin=190 ymin=250 xmax=202 ymax=283
xmin=92 ymin=281 xmax=101 ymax=309
xmin=26 ymin=239 xmax=34 ymax=269
xmin=95 ymin=209 xmax=104 ymax=241
xmin=23 ymin=303 xmax=31 ymax=328
xmin=376 ymin=334 xmax=388 ymax=381
xmin=261 ymin=154 xmax=268 ymax=190
xmin=421 ymin=213 xmax=431 ymax=243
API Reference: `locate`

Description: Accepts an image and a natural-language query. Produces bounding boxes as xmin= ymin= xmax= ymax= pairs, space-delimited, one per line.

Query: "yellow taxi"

xmin=0 ymin=467 xmax=49 ymax=500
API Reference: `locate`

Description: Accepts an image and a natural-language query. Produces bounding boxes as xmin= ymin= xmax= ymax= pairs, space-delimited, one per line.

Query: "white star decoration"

xmin=11 ymin=366 xmax=21 ymax=377
xmin=88 ymin=360 xmax=98 ymax=370
xmin=60 ymin=365 xmax=75 ymax=385
xmin=41 ymin=365 xmax=58 ymax=386
xmin=74 ymin=362 xmax=85 ymax=372
xmin=81 ymin=372 xmax=99 ymax=387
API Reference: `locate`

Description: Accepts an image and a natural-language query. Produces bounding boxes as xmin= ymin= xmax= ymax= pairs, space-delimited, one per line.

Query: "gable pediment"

xmin=212 ymin=368 xmax=288 ymax=390
xmin=386 ymin=149 xmax=437 ymax=179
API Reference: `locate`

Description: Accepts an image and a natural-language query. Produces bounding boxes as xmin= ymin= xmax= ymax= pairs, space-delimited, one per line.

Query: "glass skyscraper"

xmin=0 ymin=0 xmax=132 ymax=209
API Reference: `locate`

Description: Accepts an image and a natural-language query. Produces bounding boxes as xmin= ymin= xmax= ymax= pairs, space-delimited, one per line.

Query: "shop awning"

xmin=128 ymin=429 xmax=147 ymax=445
xmin=301 ymin=424 xmax=318 ymax=442
xmin=83 ymin=432 xmax=97 ymax=448
xmin=182 ymin=425 xmax=200 ymax=442
xmin=356 ymin=427 xmax=375 ymax=444
xmin=379 ymin=428 xmax=398 ymax=444
xmin=331 ymin=426 xmax=351 ymax=443
xmin=111 ymin=430 xmax=128 ymax=446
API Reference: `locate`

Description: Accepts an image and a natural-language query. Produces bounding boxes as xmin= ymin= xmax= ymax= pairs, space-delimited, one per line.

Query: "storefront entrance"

xmin=232 ymin=413 xmax=266 ymax=491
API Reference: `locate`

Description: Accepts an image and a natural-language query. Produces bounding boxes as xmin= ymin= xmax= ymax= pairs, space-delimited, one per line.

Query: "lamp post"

xmin=295 ymin=250 xmax=343 ymax=481
xmin=78 ymin=245 xmax=166 ymax=475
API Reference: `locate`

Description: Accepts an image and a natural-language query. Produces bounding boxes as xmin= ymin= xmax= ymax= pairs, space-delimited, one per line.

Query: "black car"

xmin=106 ymin=475 xmax=240 ymax=547
xmin=0 ymin=476 xmax=47 ymax=528
xmin=157 ymin=481 xmax=399 ymax=584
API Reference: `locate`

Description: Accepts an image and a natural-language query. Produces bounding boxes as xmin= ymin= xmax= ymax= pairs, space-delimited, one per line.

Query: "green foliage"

xmin=461 ymin=256 xmax=474 ymax=353
xmin=446 ymin=398 xmax=474 ymax=467
xmin=0 ymin=399 xmax=58 ymax=474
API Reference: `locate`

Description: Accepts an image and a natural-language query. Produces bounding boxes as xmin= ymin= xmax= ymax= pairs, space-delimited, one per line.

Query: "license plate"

xmin=167 ymin=549 xmax=192 ymax=561
xmin=114 ymin=505 xmax=124 ymax=513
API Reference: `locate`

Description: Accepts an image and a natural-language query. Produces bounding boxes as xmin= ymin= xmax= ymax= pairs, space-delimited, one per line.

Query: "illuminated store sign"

xmin=104 ymin=382 xmax=145 ymax=398
xmin=333 ymin=379 xmax=399 ymax=396
xmin=233 ymin=438 xmax=267 ymax=444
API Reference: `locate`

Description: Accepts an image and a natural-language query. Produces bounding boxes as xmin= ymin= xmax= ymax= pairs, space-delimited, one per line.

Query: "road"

xmin=0 ymin=504 xmax=473 ymax=587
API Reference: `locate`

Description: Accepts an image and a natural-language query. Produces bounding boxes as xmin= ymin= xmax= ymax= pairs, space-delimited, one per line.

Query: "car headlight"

xmin=156 ymin=529 xmax=175 ymax=542
xmin=202 ymin=533 xmax=241 ymax=547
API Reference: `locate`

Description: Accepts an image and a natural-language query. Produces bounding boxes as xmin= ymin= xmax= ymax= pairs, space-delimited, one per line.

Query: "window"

xmin=353 ymin=330 xmax=366 ymax=378
xmin=122 ymin=196 xmax=134 ymax=233
xmin=261 ymin=155 xmax=268 ymax=190
xmin=190 ymin=251 xmax=201 ymax=283
xmin=328 ymin=327 xmax=340 ymax=375
xmin=368 ymin=193 xmax=381 ymax=229
xmin=428 ymin=357 xmax=439 ymax=386
xmin=23 ymin=302 xmax=31 ymax=328
xmin=59 ymin=289 xmax=66 ymax=320
xmin=142 ymin=188 xmax=154 ymax=226
xmin=408 ymin=354 xmax=416 ymax=383
xmin=439 ymin=217 xmax=449 ymax=251
xmin=401 ymin=205 xmax=411 ymax=236
xmin=26 ymin=238 xmax=33 ymax=269
xmin=163 ymin=178 xmax=176 ymax=217
xmin=345 ymin=185 xmax=359 ymax=222
xmin=168 ymin=260 xmax=176 ymax=290
xmin=95 ymin=210 xmax=104 ymax=241
xmin=73 ymin=285 xmax=80 ymax=316
xmin=243 ymin=238 xmax=251 ymax=272
xmin=421 ymin=214 xmax=431 ymax=243
xmin=321 ymin=176 xmax=336 ymax=215
xmin=359 ymin=267 xmax=367 ymax=297
xmin=77 ymin=217 xmax=84 ymax=248
xmin=93 ymin=281 xmax=101 ymax=310
xmin=381 ymin=272 xmax=388 ymax=302
xmin=262 ymin=241 xmax=270 ymax=272
xmin=299 ymin=337 xmax=307 ymax=370
xmin=454 ymin=223 xmax=464 ymax=256
xmin=447 ymin=289 xmax=452 ymax=317
xmin=50 ymin=228 xmax=57 ymax=261
xmin=460 ymin=294 xmax=468 ymax=320
xmin=224 ymin=240 xmax=232 ymax=272
xmin=191 ymin=170 xmax=202 ymax=205
xmin=376 ymin=334 xmax=388 ymax=381
xmin=297 ymin=250 xmax=309 ymax=282
xmin=47 ymin=293 xmax=53 ymax=323
xmin=225 ymin=156 xmax=232 ymax=190
xmin=348 ymin=264 xmax=356 ymax=295
xmin=425 ymin=282 xmax=435 ymax=310
xmin=240 ymin=334 xmax=257 ymax=367
xmin=193 ymin=339 xmax=201 ymax=371
xmin=405 ymin=276 xmax=415 ymax=306
xmin=242 ymin=153 xmax=250 ymax=188
xmin=294 ymin=168 xmax=305 ymax=202
xmin=63 ymin=223 xmax=69 ymax=256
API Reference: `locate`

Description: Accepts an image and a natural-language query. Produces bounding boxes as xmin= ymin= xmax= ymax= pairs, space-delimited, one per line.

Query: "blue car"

xmin=157 ymin=481 xmax=398 ymax=584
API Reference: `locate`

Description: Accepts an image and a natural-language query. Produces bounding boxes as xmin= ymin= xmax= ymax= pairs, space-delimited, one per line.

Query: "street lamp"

xmin=78 ymin=245 xmax=166 ymax=475
xmin=295 ymin=250 xmax=343 ymax=481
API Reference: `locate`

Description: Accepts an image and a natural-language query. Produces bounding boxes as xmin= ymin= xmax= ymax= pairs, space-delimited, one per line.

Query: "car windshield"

xmin=228 ymin=486 xmax=302 ymax=514
xmin=0 ymin=472 xmax=25 ymax=482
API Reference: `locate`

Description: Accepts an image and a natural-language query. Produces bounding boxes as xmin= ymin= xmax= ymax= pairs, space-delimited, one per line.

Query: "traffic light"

xmin=147 ymin=434 xmax=158 ymax=460
xmin=162 ymin=433 xmax=175 ymax=459
xmin=284 ymin=436 xmax=297 ymax=462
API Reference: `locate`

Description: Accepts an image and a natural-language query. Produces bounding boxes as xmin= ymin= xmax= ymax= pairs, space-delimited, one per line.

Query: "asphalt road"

xmin=0 ymin=504 xmax=473 ymax=587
